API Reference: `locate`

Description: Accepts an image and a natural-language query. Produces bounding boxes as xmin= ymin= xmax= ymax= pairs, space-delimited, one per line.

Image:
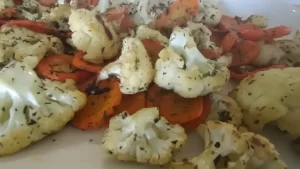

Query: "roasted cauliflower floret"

xmin=0 ymin=27 xmax=63 ymax=66
xmin=154 ymin=26 xmax=230 ymax=98
xmin=135 ymin=25 xmax=169 ymax=47
xmin=276 ymin=31 xmax=300 ymax=67
xmin=230 ymin=67 xmax=300 ymax=137
xmin=208 ymin=92 xmax=243 ymax=127
xmin=171 ymin=121 xmax=287 ymax=169
xmin=187 ymin=21 xmax=222 ymax=54
xmin=242 ymin=133 xmax=287 ymax=169
xmin=48 ymin=4 xmax=72 ymax=31
xmin=252 ymin=42 xmax=285 ymax=67
xmin=69 ymin=8 xmax=121 ymax=64
xmin=102 ymin=107 xmax=187 ymax=165
xmin=0 ymin=0 xmax=14 ymax=11
xmin=97 ymin=37 xmax=154 ymax=94
xmin=171 ymin=121 xmax=250 ymax=169
xmin=200 ymin=3 xmax=222 ymax=27
xmin=243 ymin=15 xmax=268 ymax=29
xmin=0 ymin=60 xmax=86 ymax=156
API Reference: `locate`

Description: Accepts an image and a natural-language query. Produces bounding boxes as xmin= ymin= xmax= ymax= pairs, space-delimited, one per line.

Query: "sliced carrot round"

xmin=72 ymin=78 xmax=122 ymax=130
xmin=210 ymin=32 xmax=226 ymax=47
xmin=230 ymin=40 xmax=260 ymax=67
xmin=72 ymin=51 xmax=104 ymax=73
xmin=181 ymin=96 xmax=211 ymax=131
xmin=105 ymin=7 xmax=129 ymax=21
xmin=200 ymin=49 xmax=221 ymax=60
xmin=263 ymin=26 xmax=292 ymax=41
xmin=115 ymin=92 xmax=147 ymax=115
xmin=238 ymin=23 xmax=261 ymax=32
xmin=13 ymin=0 xmax=23 ymax=5
xmin=230 ymin=64 xmax=288 ymax=80
xmin=146 ymin=84 xmax=204 ymax=125
xmin=141 ymin=39 xmax=165 ymax=66
xmin=119 ymin=14 xmax=136 ymax=32
xmin=0 ymin=20 xmax=7 ymax=26
xmin=0 ymin=8 xmax=19 ymax=19
xmin=220 ymin=32 xmax=239 ymax=53
xmin=239 ymin=26 xmax=292 ymax=41
xmin=37 ymin=54 xmax=93 ymax=82
xmin=156 ymin=0 xmax=199 ymax=29
xmin=218 ymin=15 xmax=240 ymax=32
xmin=38 ymin=0 xmax=57 ymax=7
xmin=2 ymin=20 xmax=58 ymax=35
xmin=209 ymin=27 xmax=229 ymax=34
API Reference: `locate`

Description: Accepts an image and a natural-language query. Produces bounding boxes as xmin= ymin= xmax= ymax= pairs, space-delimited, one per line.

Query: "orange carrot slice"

xmin=141 ymin=39 xmax=165 ymax=66
xmin=72 ymin=78 xmax=122 ymax=130
xmin=181 ymin=96 xmax=212 ymax=131
xmin=200 ymin=49 xmax=221 ymax=60
xmin=239 ymin=25 xmax=292 ymax=41
xmin=72 ymin=51 xmax=104 ymax=73
xmin=156 ymin=0 xmax=199 ymax=29
xmin=230 ymin=40 xmax=260 ymax=66
xmin=37 ymin=54 xmax=93 ymax=82
xmin=2 ymin=20 xmax=59 ymax=36
xmin=115 ymin=92 xmax=147 ymax=115
xmin=218 ymin=15 xmax=240 ymax=32
xmin=105 ymin=7 xmax=129 ymax=21
xmin=221 ymin=32 xmax=239 ymax=53
xmin=146 ymin=84 xmax=204 ymax=125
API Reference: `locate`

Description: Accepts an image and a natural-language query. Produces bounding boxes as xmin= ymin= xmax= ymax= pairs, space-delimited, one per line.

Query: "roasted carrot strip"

xmin=115 ymin=92 xmax=147 ymax=115
xmin=230 ymin=64 xmax=288 ymax=80
xmin=72 ymin=78 xmax=122 ymax=130
xmin=156 ymin=0 xmax=199 ymax=29
xmin=181 ymin=96 xmax=212 ymax=131
xmin=230 ymin=40 xmax=260 ymax=67
xmin=72 ymin=51 xmax=104 ymax=73
xmin=221 ymin=32 xmax=239 ymax=53
xmin=146 ymin=84 xmax=204 ymax=125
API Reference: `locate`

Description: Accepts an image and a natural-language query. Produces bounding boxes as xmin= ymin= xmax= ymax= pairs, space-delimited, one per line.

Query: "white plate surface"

xmin=1 ymin=0 xmax=300 ymax=168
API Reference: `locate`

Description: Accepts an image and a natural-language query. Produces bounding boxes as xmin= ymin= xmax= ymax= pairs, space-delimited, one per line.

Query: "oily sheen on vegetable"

xmin=0 ymin=59 xmax=86 ymax=155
